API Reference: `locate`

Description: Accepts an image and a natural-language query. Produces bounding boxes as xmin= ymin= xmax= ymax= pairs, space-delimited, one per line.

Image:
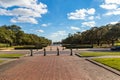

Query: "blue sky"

xmin=0 ymin=0 xmax=120 ymax=42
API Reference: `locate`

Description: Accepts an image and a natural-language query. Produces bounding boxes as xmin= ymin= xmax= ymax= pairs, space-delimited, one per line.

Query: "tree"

xmin=0 ymin=25 xmax=51 ymax=47
xmin=104 ymin=24 xmax=120 ymax=46
xmin=62 ymin=22 xmax=120 ymax=47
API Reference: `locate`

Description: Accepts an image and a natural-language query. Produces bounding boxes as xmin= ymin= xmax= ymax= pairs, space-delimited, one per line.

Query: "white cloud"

xmin=11 ymin=16 xmax=38 ymax=24
xmin=67 ymin=8 xmax=95 ymax=20
xmin=51 ymin=31 xmax=67 ymax=37
xmin=88 ymin=16 xmax=94 ymax=20
xmin=0 ymin=0 xmax=47 ymax=10
xmin=100 ymin=0 xmax=120 ymax=16
xmin=100 ymin=4 xmax=118 ymax=10
xmin=105 ymin=8 xmax=120 ymax=15
xmin=0 ymin=0 xmax=47 ymax=24
xmin=87 ymin=8 xmax=96 ymax=14
xmin=110 ymin=21 xmax=118 ymax=24
xmin=37 ymin=29 xmax=44 ymax=33
xmin=0 ymin=8 xmax=9 ymax=15
xmin=82 ymin=21 xmax=96 ymax=27
xmin=41 ymin=24 xmax=48 ymax=27
xmin=49 ymin=31 xmax=67 ymax=41
xmin=41 ymin=23 xmax=51 ymax=27
xmin=105 ymin=0 xmax=120 ymax=4
xmin=95 ymin=15 xmax=101 ymax=19
xmin=81 ymin=29 xmax=86 ymax=32
xmin=70 ymin=26 xmax=80 ymax=31
xmin=11 ymin=8 xmax=41 ymax=17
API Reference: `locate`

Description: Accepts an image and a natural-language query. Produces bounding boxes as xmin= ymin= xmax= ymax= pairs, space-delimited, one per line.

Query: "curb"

xmin=75 ymin=53 xmax=120 ymax=76
xmin=75 ymin=53 xmax=87 ymax=58
xmin=86 ymin=59 xmax=120 ymax=76
xmin=0 ymin=51 xmax=33 ymax=66
xmin=0 ymin=59 xmax=17 ymax=66
xmin=0 ymin=50 xmax=42 ymax=67
xmin=75 ymin=53 xmax=82 ymax=57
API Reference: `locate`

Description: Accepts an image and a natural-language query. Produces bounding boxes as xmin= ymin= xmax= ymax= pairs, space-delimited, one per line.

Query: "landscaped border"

xmin=75 ymin=53 xmax=120 ymax=76
xmin=79 ymin=51 xmax=120 ymax=57
xmin=86 ymin=58 xmax=120 ymax=76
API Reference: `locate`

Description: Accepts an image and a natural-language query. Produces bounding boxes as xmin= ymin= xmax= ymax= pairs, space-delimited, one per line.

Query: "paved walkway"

xmin=0 ymin=47 xmax=120 ymax=80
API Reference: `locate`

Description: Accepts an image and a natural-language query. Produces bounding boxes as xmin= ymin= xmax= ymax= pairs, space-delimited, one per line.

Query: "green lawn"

xmin=80 ymin=52 xmax=120 ymax=57
xmin=115 ymin=43 xmax=120 ymax=46
xmin=0 ymin=43 xmax=9 ymax=48
xmin=0 ymin=53 xmax=25 ymax=58
xmin=0 ymin=60 xmax=5 ymax=63
xmin=93 ymin=58 xmax=120 ymax=71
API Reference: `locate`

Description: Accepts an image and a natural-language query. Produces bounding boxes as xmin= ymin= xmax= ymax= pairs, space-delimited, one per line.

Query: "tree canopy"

xmin=0 ymin=25 xmax=51 ymax=47
xmin=62 ymin=22 xmax=120 ymax=46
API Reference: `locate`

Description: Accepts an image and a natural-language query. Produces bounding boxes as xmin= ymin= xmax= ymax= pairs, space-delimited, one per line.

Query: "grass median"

xmin=0 ymin=53 xmax=25 ymax=58
xmin=0 ymin=60 xmax=5 ymax=63
xmin=80 ymin=52 xmax=120 ymax=57
xmin=93 ymin=58 xmax=120 ymax=71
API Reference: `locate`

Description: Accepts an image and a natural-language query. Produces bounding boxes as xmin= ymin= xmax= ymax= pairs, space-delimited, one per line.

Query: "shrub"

xmin=62 ymin=44 xmax=93 ymax=49
xmin=14 ymin=45 xmax=42 ymax=50
xmin=0 ymin=43 xmax=9 ymax=48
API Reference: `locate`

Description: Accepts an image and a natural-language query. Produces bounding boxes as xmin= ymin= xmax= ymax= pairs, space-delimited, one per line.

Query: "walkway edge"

xmin=0 ymin=59 xmax=17 ymax=66
xmin=75 ymin=53 xmax=120 ymax=76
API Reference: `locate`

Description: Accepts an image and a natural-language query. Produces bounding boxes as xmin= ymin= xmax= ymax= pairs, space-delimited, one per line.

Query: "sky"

xmin=0 ymin=0 xmax=120 ymax=42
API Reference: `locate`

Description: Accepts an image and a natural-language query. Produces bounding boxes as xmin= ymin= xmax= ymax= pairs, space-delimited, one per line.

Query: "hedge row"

xmin=62 ymin=44 xmax=93 ymax=49
xmin=14 ymin=46 xmax=42 ymax=50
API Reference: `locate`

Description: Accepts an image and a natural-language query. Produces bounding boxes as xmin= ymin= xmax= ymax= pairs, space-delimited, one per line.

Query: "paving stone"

xmin=0 ymin=50 xmax=120 ymax=80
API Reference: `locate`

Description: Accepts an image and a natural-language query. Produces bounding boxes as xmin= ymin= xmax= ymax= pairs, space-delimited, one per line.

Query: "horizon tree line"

xmin=0 ymin=25 xmax=52 ymax=47
xmin=62 ymin=22 xmax=120 ymax=46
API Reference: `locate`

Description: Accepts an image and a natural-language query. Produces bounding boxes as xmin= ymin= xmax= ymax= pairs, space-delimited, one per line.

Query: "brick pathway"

xmin=0 ymin=50 xmax=120 ymax=80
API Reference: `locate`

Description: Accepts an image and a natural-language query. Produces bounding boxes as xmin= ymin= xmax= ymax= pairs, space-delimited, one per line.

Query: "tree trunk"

xmin=107 ymin=41 xmax=111 ymax=47
xmin=97 ymin=40 xmax=100 ymax=46
xmin=9 ymin=43 xmax=12 ymax=47
xmin=100 ymin=43 xmax=102 ymax=46
xmin=111 ymin=40 xmax=114 ymax=46
xmin=91 ymin=40 xmax=93 ymax=46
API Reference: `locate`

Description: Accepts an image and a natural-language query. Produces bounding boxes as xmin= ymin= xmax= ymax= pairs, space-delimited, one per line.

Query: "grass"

xmin=93 ymin=58 xmax=120 ymax=71
xmin=80 ymin=52 xmax=120 ymax=57
xmin=115 ymin=43 xmax=120 ymax=46
xmin=0 ymin=53 xmax=25 ymax=58
xmin=0 ymin=43 xmax=9 ymax=48
xmin=0 ymin=60 xmax=5 ymax=63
